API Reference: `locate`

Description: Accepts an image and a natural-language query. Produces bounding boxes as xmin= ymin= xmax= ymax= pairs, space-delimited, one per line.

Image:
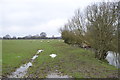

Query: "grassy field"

xmin=0 ymin=40 xmax=2 ymax=77
xmin=2 ymin=39 xmax=118 ymax=78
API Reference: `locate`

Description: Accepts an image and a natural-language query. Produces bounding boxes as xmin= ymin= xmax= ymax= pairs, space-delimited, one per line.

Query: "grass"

xmin=0 ymin=40 xmax=2 ymax=77
xmin=2 ymin=39 xmax=118 ymax=78
xmin=2 ymin=40 xmax=45 ymax=76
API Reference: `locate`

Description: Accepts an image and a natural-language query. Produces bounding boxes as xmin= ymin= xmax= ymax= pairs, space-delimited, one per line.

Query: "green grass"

xmin=2 ymin=39 xmax=118 ymax=78
xmin=2 ymin=40 xmax=46 ymax=76
xmin=0 ymin=40 xmax=2 ymax=77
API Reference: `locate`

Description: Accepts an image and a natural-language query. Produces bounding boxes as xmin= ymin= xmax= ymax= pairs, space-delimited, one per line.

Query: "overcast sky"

xmin=0 ymin=0 xmax=117 ymax=37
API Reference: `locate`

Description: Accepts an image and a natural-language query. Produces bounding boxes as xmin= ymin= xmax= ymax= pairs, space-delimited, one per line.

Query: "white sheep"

xmin=47 ymin=41 xmax=50 ymax=43
xmin=36 ymin=50 xmax=43 ymax=54
xmin=41 ymin=41 xmax=43 ymax=42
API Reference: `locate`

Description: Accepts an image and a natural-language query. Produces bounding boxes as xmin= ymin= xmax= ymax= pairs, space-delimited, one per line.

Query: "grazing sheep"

xmin=36 ymin=50 xmax=43 ymax=54
xmin=47 ymin=41 xmax=50 ymax=43
xmin=41 ymin=41 xmax=43 ymax=42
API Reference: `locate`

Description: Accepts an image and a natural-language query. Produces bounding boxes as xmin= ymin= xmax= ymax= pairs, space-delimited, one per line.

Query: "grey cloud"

xmin=1 ymin=0 xmax=107 ymax=37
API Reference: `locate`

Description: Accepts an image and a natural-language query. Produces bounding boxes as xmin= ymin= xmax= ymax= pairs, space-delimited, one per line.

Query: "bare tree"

xmin=60 ymin=1 xmax=118 ymax=60
xmin=60 ymin=9 xmax=86 ymax=46
xmin=85 ymin=2 xmax=118 ymax=60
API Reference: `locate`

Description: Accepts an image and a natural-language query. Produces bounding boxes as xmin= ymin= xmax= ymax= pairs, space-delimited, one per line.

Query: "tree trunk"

xmin=95 ymin=50 xmax=108 ymax=60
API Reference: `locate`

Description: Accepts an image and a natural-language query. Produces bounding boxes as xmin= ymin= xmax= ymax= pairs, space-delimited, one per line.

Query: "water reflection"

xmin=9 ymin=62 xmax=32 ymax=78
xmin=106 ymin=51 xmax=120 ymax=68
xmin=8 ymin=50 xmax=43 ymax=78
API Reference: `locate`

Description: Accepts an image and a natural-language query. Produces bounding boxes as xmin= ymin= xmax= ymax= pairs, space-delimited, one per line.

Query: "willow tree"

xmin=60 ymin=10 xmax=86 ymax=47
xmin=85 ymin=2 xmax=118 ymax=60
xmin=60 ymin=25 xmax=76 ymax=44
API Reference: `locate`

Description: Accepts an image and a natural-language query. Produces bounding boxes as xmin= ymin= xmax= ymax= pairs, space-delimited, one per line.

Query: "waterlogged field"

xmin=2 ymin=40 xmax=118 ymax=78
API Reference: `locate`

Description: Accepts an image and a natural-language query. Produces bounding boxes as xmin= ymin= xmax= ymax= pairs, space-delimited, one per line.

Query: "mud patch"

xmin=46 ymin=72 xmax=71 ymax=78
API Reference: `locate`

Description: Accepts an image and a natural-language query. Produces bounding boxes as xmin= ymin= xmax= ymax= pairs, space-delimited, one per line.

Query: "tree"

xmin=3 ymin=34 xmax=11 ymax=39
xmin=60 ymin=1 xmax=118 ymax=60
xmin=12 ymin=36 xmax=17 ymax=39
xmin=24 ymin=35 xmax=32 ymax=39
xmin=60 ymin=9 xmax=86 ymax=46
xmin=40 ymin=32 xmax=47 ymax=38
xmin=32 ymin=34 xmax=40 ymax=39
xmin=85 ymin=2 xmax=118 ymax=60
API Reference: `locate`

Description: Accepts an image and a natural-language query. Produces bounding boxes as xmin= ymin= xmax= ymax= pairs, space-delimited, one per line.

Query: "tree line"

xmin=60 ymin=2 xmax=119 ymax=60
xmin=1 ymin=32 xmax=61 ymax=39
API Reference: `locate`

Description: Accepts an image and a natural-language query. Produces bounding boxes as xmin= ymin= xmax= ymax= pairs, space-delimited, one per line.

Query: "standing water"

xmin=106 ymin=51 xmax=120 ymax=68
xmin=8 ymin=50 xmax=43 ymax=78
xmin=9 ymin=62 xmax=32 ymax=78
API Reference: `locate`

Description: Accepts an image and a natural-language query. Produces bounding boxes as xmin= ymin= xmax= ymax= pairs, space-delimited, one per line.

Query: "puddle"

xmin=9 ymin=62 xmax=32 ymax=78
xmin=46 ymin=72 xmax=71 ymax=78
xmin=106 ymin=51 xmax=120 ymax=68
xmin=8 ymin=50 xmax=43 ymax=78
xmin=49 ymin=54 xmax=57 ymax=58
xmin=31 ymin=55 xmax=38 ymax=60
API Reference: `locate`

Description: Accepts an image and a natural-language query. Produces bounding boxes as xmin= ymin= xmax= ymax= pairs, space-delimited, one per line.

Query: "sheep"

xmin=47 ymin=41 xmax=50 ymax=43
xmin=36 ymin=50 xmax=43 ymax=54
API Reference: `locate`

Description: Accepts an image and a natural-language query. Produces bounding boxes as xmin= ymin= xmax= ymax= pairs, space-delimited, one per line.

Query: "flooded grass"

xmin=2 ymin=40 xmax=46 ymax=77
xmin=2 ymin=39 xmax=118 ymax=78
xmin=9 ymin=62 xmax=32 ymax=78
xmin=8 ymin=50 xmax=43 ymax=78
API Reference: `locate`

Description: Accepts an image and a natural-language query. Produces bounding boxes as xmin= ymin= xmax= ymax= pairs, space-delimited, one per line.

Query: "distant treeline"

xmin=1 ymin=32 xmax=62 ymax=40
xmin=1 ymin=36 xmax=61 ymax=40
